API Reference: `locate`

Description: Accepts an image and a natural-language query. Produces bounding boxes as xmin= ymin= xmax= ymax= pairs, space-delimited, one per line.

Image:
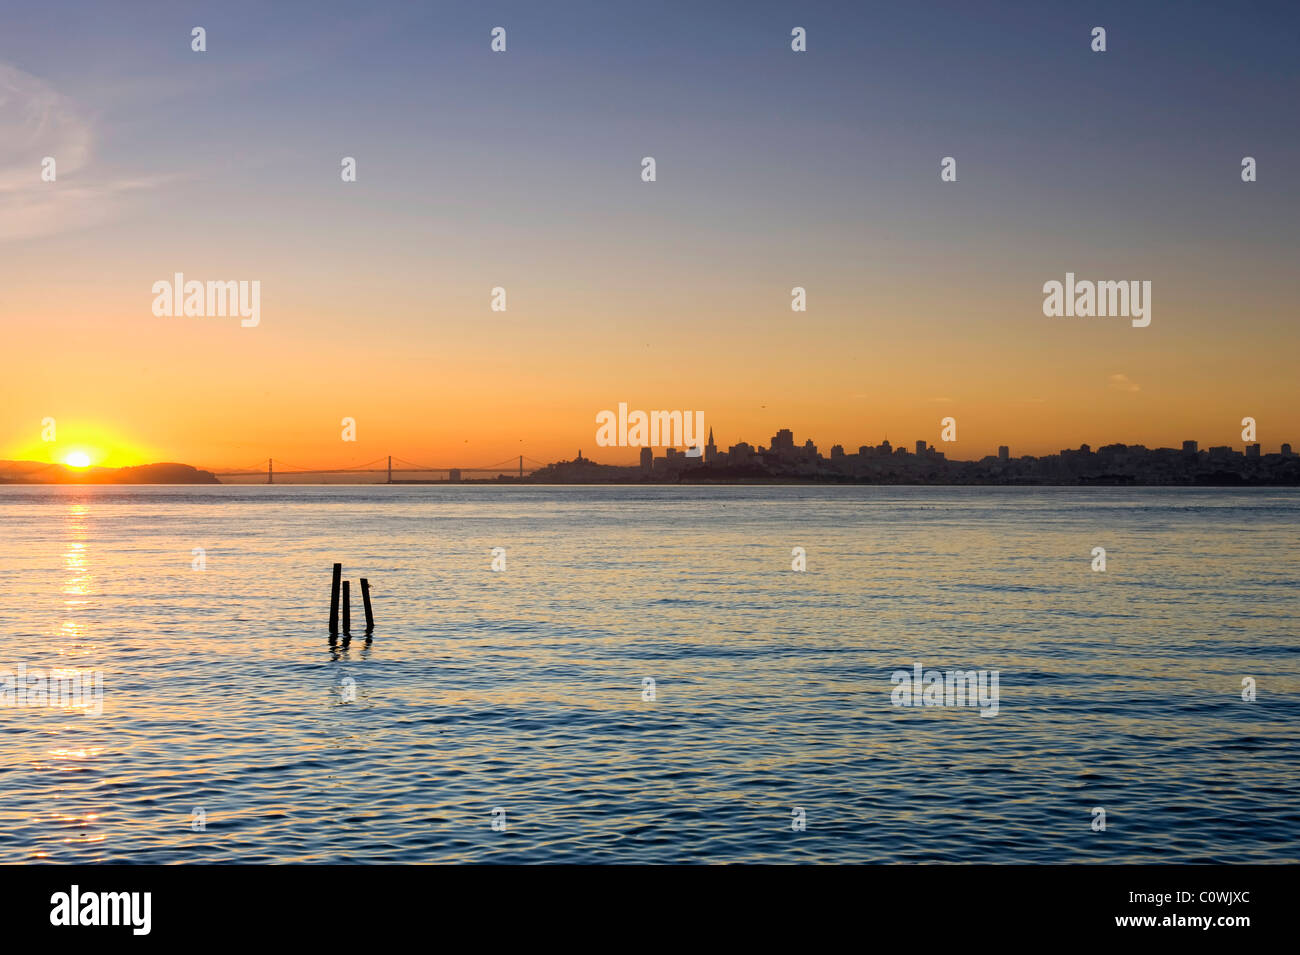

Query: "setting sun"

xmin=65 ymin=452 xmax=91 ymax=468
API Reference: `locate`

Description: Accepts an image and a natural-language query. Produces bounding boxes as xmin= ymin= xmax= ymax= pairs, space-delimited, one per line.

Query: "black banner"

xmin=0 ymin=864 xmax=1279 ymax=942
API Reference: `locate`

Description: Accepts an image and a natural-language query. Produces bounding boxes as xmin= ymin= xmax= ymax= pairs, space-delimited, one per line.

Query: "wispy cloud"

xmin=1108 ymin=373 xmax=1141 ymax=393
xmin=0 ymin=62 xmax=168 ymax=241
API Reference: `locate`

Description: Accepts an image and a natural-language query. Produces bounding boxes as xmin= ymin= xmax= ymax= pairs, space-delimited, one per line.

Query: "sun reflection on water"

xmin=56 ymin=502 xmax=96 ymax=657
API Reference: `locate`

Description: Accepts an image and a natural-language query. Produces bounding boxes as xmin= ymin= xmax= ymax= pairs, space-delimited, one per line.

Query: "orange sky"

xmin=5 ymin=260 xmax=1296 ymax=470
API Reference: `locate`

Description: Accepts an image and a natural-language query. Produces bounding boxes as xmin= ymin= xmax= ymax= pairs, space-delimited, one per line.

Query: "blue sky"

xmin=2 ymin=0 xmax=1298 ymax=463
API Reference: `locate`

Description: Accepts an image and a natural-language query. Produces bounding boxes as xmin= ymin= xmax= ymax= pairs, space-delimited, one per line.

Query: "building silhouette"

xmin=527 ymin=427 xmax=1300 ymax=486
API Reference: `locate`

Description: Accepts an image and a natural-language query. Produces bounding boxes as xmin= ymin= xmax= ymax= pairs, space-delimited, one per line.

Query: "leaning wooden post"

xmin=360 ymin=578 xmax=374 ymax=632
xmin=342 ymin=580 xmax=352 ymax=634
xmin=328 ymin=563 xmax=342 ymax=634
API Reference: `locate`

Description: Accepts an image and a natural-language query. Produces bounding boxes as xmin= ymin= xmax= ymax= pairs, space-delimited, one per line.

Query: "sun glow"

xmin=4 ymin=422 xmax=150 ymax=469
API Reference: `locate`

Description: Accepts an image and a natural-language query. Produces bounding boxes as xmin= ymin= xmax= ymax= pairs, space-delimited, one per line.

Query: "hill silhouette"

xmin=0 ymin=461 xmax=220 ymax=484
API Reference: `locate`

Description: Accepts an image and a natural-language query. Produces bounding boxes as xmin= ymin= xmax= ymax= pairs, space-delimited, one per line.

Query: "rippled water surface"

xmin=0 ymin=485 xmax=1297 ymax=863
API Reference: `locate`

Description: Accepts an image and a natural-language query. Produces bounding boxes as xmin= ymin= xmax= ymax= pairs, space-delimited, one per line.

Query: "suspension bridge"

xmin=205 ymin=454 xmax=551 ymax=483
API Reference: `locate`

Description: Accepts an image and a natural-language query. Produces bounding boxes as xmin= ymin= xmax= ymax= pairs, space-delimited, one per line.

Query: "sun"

xmin=65 ymin=452 xmax=92 ymax=469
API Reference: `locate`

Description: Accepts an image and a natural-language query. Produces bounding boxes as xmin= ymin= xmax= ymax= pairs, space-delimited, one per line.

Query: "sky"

xmin=2 ymin=0 xmax=1298 ymax=470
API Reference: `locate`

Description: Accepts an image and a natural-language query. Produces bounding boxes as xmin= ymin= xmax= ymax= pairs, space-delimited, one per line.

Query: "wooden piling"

xmin=329 ymin=562 xmax=342 ymax=634
xmin=360 ymin=578 xmax=374 ymax=632
xmin=343 ymin=580 xmax=351 ymax=634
